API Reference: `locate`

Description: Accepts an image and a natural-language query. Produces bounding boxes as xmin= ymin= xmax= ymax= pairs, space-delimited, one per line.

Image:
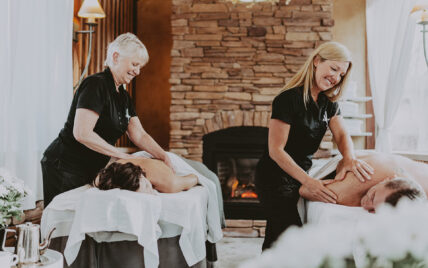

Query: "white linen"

xmin=366 ymin=0 xmax=417 ymax=153
xmin=41 ymin=152 xmax=223 ymax=268
xmin=306 ymin=200 xmax=375 ymax=268
xmin=64 ymin=188 xmax=162 ymax=268
xmin=0 ymin=0 xmax=73 ymax=209
xmin=301 ymin=154 xmax=376 ymax=268
xmin=297 ymin=154 xmax=343 ymax=223
xmin=134 ymin=151 xmax=223 ymax=266
xmin=40 ymin=249 xmax=64 ymax=268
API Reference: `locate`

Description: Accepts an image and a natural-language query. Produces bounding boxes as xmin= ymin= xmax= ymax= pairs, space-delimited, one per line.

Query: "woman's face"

xmin=112 ymin=52 xmax=146 ymax=85
xmin=313 ymin=57 xmax=349 ymax=92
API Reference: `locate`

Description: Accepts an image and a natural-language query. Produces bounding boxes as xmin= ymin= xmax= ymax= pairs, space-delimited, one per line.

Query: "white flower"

xmin=241 ymin=199 xmax=428 ymax=268
xmin=0 ymin=184 xmax=8 ymax=198
xmin=241 ymin=223 xmax=353 ymax=268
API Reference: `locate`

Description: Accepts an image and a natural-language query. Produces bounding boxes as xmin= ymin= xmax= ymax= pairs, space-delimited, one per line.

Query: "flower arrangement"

xmin=0 ymin=168 xmax=29 ymax=228
xmin=240 ymin=200 xmax=428 ymax=268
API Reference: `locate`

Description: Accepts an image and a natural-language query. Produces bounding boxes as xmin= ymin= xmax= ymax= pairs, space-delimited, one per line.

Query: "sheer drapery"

xmin=0 ymin=0 xmax=73 ymax=209
xmin=366 ymin=0 xmax=417 ymax=153
xmin=390 ymin=19 xmax=428 ymax=152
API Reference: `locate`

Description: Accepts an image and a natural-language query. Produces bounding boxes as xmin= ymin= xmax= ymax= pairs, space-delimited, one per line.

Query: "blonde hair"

xmin=283 ymin=41 xmax=352 ymax=107
xmin=105 ymin=33 xmax=149 ymax=67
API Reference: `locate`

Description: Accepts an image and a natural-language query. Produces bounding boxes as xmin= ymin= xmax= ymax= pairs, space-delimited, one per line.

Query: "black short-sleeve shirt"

xmin=260 ymin=86 xmax=340 ymax=180
xmin=44 ymin=68 xmax=136 ymax=179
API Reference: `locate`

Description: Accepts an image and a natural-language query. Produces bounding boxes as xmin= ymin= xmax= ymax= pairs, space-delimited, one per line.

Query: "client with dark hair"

xmin=97 ymin=162 xmax=146 ymax=192
xmin=361 ymin=177 xmax=426 ymax=210
xmin=385 ymin=184 xmax=422 ymax=206
xmin=94 ymin=158 xmax=198 ymax=194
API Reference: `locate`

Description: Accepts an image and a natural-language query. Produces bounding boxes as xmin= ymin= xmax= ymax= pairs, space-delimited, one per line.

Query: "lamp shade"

xmin=410 ymin=1 xmax=428 ymax=14
xmin=421 ymin=10 xmax=428 ymax=23
xmin=78 ymin=0 xmax=106 ymax=21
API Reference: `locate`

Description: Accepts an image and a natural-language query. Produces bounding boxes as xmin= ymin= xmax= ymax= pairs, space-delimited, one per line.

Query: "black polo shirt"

xmin=44 ymin=68 xmax=136 ymax=178
xmin=259 ymin=86 xmax=340 ymax=178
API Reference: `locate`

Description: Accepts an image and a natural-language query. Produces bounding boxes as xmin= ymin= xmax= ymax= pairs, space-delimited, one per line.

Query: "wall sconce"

xmin=74 ymin=0 xmax=106 ymax=90
xmin=411 ymin=3 xmax=428 ymax=68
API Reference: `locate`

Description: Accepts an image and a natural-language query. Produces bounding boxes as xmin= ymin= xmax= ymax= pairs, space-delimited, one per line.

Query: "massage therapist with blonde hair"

xmin=41 ymin=33 xmax=173 ymax=207
xmin=255 ymin=41 xmax=374 ymax=250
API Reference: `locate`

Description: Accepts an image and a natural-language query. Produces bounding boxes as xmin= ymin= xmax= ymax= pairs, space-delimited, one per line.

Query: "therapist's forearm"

xmin=270 ymin=149 xmax=312 ymax=185
xmin=130 ymin=132 xmax=167 ymax=160
xmin=74 ymin=131 xmax=131 ymax=159
xmin=336 ymin=133 xmax=355 ymax=160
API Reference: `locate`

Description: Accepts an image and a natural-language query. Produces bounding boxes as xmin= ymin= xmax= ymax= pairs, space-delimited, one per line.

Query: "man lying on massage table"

xmin=299 ymin=152 xmax=428 ymax=212
xmin=93 ymin=158 xmax=198 ymax=194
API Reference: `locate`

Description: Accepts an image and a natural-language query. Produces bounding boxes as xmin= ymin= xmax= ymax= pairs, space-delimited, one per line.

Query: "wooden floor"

xmin=216 ymin=237 xmax=263 ymax=268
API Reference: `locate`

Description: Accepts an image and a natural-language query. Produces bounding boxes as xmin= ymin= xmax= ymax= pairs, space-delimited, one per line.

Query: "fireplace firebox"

xmin=203 ymin=126 xmax=268 ymax=219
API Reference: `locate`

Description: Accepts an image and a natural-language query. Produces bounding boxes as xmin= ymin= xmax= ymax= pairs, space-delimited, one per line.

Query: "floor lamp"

xmin=411 ymin=3 xmax=428 ymax=68
xmin=74 ymin=0 xmax=106 ymax=90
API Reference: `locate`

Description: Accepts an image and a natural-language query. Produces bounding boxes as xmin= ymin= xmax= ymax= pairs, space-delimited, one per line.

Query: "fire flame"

xmin=241 ymin=192 xmax=258 ymax=198
xmin=230 ymin=178 xmax=239 ymax=198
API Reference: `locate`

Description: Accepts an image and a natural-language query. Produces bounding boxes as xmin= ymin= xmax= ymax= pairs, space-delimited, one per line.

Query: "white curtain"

xmin=366 ymin=0 xmax=417 ymax=153
xmin=0 ymin=0 xmax=74 ymax=209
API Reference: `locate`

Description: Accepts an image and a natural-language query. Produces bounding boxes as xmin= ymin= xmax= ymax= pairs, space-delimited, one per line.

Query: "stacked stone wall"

xmin=170 ymin=0 xmax=334 ymax=160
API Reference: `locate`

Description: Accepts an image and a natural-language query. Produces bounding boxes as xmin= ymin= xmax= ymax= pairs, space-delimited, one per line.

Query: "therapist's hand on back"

xmin=161 ymin=153 xmax=175 ymax=173
xmin=334 ymin=157 xmax=374 ymax=183
xmin=301 ymin=178 xmax=337 ymax=203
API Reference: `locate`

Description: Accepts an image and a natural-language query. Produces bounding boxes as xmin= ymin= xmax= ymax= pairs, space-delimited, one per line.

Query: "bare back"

xmin=115 ymin=158 xmax=198 ymax=193
xmin=326 ymin=153 xmax=428 ymax=206
xmin=116 ymin=158 xmax=175 ymax=183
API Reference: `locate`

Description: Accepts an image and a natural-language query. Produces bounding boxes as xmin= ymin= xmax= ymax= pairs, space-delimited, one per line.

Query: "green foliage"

xmin=0 ymin=175 xmax=27 ymax=228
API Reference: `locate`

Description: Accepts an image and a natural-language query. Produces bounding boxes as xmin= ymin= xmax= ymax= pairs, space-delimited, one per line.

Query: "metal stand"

xmin=74 ymin=23 xmax=96 ymax=91
xmin=420 ymin=21 xmax=428 ymax=68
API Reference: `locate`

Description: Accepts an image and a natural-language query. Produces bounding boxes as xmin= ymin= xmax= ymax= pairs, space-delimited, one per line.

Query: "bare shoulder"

xmin=116 ymin=157 xmax=149 ymax=165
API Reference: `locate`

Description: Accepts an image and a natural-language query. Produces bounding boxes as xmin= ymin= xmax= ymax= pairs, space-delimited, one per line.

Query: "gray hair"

xmin=104 ymin=33 xmax=149 ymax=67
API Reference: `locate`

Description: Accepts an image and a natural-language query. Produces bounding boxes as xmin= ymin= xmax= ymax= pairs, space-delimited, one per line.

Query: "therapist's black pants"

xmin=41 ymin=156 xmax=89 ymax=207
xmin=255 ymin=162 xmax=302 ymax=251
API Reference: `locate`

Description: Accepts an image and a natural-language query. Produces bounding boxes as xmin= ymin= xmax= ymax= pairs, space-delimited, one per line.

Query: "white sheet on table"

xmin=300 ymin=152 xmax=376 ymax=268
xmin=297 ymin=154 xmax=344 ymax=223
xmin=133 ymin=151 xmax=223 ymax=266
xmin=41 ymin=152 xmax=223 ymax=268
xmin=64 ymin=188 xmax=162 ymax=268
xmin=41 ymin=185 xmax=90 ymax=238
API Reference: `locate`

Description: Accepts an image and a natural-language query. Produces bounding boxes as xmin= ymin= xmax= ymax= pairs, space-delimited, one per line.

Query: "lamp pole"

xmin=420 ymin=21 xmax=428 ymax=67
xmin=74 ymin=23 xmax=96 ymax=91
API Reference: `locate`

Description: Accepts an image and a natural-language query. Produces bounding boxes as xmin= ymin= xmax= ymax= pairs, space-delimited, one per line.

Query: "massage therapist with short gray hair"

xmin=41 ymin=33 xmax=173 ymax=206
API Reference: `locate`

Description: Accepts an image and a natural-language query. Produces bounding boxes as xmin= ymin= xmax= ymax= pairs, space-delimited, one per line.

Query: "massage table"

xmin=41 ymin=152 xmax=224 ymax=268
xmin=299 ymin=152 xmax=376 ymax=267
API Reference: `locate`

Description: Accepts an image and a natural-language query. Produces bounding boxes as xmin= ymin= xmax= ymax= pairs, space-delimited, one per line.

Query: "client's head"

xmin=96 ymin=162 xmax=145 ymax=191
xmin=361 ymin=177 xmax=426 ymax=213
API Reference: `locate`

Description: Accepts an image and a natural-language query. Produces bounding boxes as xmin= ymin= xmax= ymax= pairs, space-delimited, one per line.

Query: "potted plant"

xmin=0 ymin=168 xmax=29 ymax=249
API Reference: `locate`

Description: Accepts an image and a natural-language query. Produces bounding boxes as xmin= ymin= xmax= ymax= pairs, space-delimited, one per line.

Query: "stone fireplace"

xmin=168 ymin=0 xmax=334 ymax=222
xmin=203 ymin=126 xmax=268 ymax=219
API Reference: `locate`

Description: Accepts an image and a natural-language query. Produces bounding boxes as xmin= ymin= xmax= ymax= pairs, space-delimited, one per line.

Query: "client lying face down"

xmin=299 ymin=152 xmax=428 ymax=212
xmin=93 ymin=158 xmax=198 ymax=194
